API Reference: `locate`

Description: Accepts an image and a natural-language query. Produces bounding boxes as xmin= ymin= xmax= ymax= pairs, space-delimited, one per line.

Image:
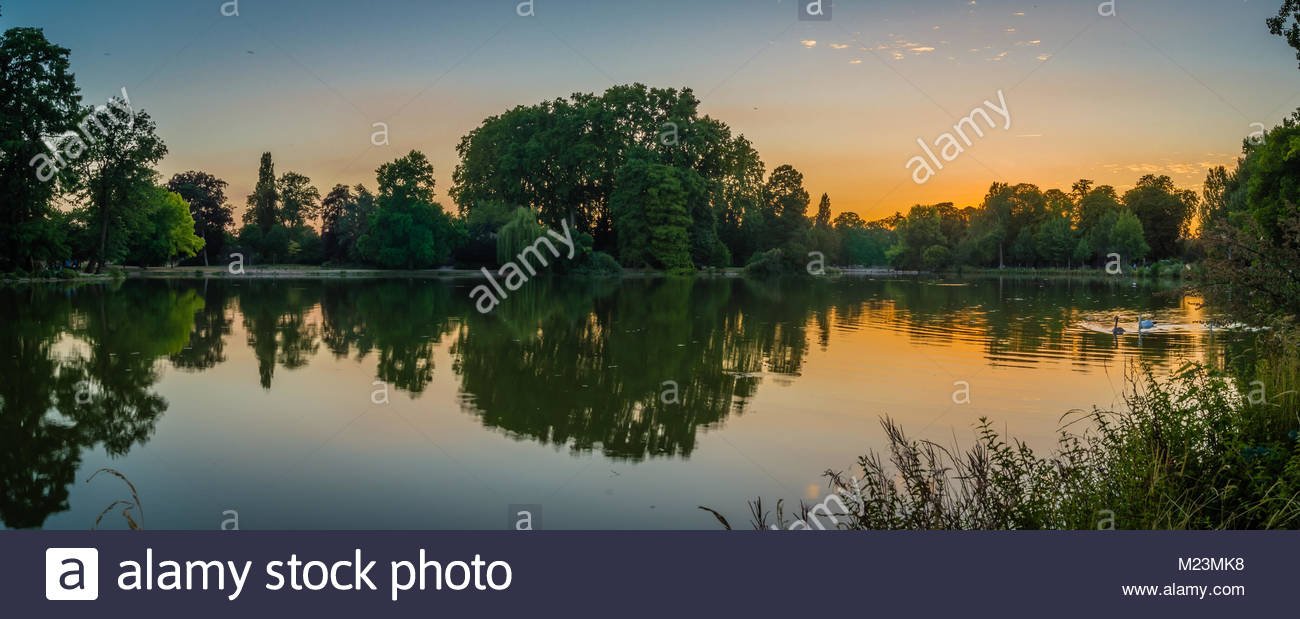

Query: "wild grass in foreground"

xmin=714 ymin=347 xmax=1300 ymax=530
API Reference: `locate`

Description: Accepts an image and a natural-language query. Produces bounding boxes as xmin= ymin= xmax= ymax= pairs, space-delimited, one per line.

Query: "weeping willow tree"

xmin=496 ymin=207 xmax=546 ymax=265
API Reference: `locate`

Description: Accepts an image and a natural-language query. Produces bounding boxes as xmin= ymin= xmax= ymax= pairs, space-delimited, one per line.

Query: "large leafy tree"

xmin=957 ymin=183 xmax=1045 ymax=267
xmin=888 ymin=204 xmax=946 ymax=269
xmin=62 ymin=101 xmax=167 ymax=273
xmin=761 ymin=164 xmax=811 ymax=250
xmin=1234 ymin=116 xmax=1300 ymax=240
xmin=1268 ymin=1 xmax=1300 ymax=67
xmin=0 ymin=15 xmax=82 ymax=270
xmin=451 ymin=83 xmax=757 ymax=257
xmin=715 ymin=135 xmax=765 ymax=264
xmin=125 ymin=186 xmax=203 ymax=266
xmin=611 ymin=158 xmax=694 ymax=273
xmin=319 ymin=183 xmax=379 ymax=264
xmin=277 ymin=171 xmax=319 ymax=228
xmin=166 ymin=171 xmax=232 ymax=265
xmin=1199 ymin=165 xmax=1232 ymax=236
xmin=359 ymin=151 xmax=459 ymax=269
xmin=1122 ymin=174 xmax=1196 ymax=259
xmin=320 ymin=183 xmax=353 ymax=262
xmin=1034 ymin=213 xmax=1077 ymax=266
xmin=1201 ymin=113 xmax=1300 ymax=323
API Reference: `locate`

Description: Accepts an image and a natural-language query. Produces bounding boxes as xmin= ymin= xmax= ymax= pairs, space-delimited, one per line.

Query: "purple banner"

xmin=2 ymin=531 xmax=1292 ymax=617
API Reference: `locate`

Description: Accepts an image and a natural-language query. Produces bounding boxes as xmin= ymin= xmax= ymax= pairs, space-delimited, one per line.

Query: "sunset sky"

xmin=7 ymin=0 xmax=1298 ymax=220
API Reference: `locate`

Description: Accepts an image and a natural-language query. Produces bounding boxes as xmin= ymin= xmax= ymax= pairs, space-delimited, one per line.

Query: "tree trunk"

xmin=94 ymin=181 xmax=109 ymax=274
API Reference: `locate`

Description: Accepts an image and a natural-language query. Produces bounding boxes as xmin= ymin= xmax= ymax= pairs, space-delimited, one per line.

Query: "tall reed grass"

xmin=720 ymin=349 xmax=1300 ymax=530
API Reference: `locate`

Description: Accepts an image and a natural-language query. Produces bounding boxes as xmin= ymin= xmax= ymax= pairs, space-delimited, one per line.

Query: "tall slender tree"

xmin=245 ymin=152 xmax=278 ymax=231
xmin=814 ymin=193 xmax=832 ymax=229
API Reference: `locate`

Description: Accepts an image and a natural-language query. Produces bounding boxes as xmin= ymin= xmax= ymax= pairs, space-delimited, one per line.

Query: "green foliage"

xmin=1239 ymin=116 xmax=1300 ymax=240
xmin=742 ymin=361 xmax=1300 ymax=530
xmin=457 ymin=199 xmax=516 ymax=265
xmin=814 ymin=193 xmax=832 ymax=229
xmin=166 ymin=171 xmax=232 ymax=266
xmin=1008 ymin=226 xmax=1037 ymax=266
xmin=1122 ymin=174 xmax=1196 ymax=259
xmin=245 ymin=152 xmax=278 ymax=230
xmin=452 ymin=83 xmax=751 ymax=258
xmin=743 ymin=243 xmax=809 ymax=278
xmin=761 ymin=164 xmax=811 ymax=250
xmin=888 ymin=205 xmax=945 ymax=269
xmin=0 ymin=21 xmax=81 ymax=271
xmin=920 ymin=244 xmax=952 ymax=271
xmin=496 ymin=207 xmax=547 ymax=266
xmin=1199 ymin=114 xmax=1300 ymax=324
xmin=277 ymin=171 xmax=320 ymax=228
xmin=1108 ymin=210 xmax=1150 ymax=262
xmin=1200 ymin=165 xmax=1232 ymax=236
xmin=566 ymin=250 xmax=623 ymax=277
xmin=238 ymin=223 xmax=289 ymax=264
xmin=1201 ymin=213 xmax=1300 ymax=325
xmin=708 ymin=239 xmax=732 ymax=268
xmin=361 ymin=207 xmax=457 ymax=269
xmin=1268 ymin=0 xmax=1300 ymax=68
xmin=840 ymin=227 xmax=892 ymax=267
xmin=1034 ymin=214 xmax=1076 ymax=265
xmin=62 ymin=102 xmax=168 ymax=273
xmin=319 ymin=183 xmax=375 ymax=264
xmin=359 ymin=151 xmax=460 ymax=269
xmin=288 ymin=225 xmax=323 ymax=265
xmin=611 ymin=158 xmax=695 ymax=273
xmin=125 ymin=186 xmax=204 ymax=266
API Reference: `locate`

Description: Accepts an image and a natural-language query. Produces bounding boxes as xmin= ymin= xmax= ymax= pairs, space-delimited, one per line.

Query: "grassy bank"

xmin=719 ymin=329 xmax=1300 ymax=530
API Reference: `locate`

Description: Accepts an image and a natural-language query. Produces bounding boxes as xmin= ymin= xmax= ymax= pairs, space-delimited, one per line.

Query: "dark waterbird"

xmin=1112 ymin=316 xmax=1126 ymax=335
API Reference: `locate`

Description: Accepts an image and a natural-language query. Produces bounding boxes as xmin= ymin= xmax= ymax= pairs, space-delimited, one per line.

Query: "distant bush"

xmin=709 ymin=240 xmax=732 ymax=269
xmin=921 ymin=244 xmax=952 ymax=271
xmin=743 ymin=244 xmax=810 ymax=278
xmin=1133 ymin=258 xmax=1186 ymax=278
xmin=567 ymin=250 xmax=623 ymax=277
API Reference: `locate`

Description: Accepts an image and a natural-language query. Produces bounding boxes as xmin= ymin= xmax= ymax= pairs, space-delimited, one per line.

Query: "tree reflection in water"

xmin=0 ymin=275 xmax=1224 ymax=527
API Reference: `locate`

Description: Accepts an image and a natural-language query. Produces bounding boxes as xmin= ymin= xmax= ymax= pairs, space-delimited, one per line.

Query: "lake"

xmin=0 ymin=275 xmax=1238 ymax=530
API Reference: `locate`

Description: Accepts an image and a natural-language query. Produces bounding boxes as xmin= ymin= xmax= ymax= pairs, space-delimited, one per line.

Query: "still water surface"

xmin=1 ymin=276 xmax=1234 ymax=529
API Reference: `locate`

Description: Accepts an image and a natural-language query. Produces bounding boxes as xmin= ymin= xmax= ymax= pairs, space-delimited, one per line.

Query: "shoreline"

xmin=1 ymin=264 xmax=1190 ymax=283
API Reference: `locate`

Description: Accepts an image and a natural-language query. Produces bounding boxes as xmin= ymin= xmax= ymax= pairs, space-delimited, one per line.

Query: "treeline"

xmin=0 ymin=11 xmax=1283 ymax=281
xmin=0 ymin=15 xmax=202 ymax=274
xmin=867 ymin=175 xmax=1197 ymax=272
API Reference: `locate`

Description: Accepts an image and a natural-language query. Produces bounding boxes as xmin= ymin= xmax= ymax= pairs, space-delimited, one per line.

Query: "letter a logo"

xmin=46 ymin=548 xmax=99 ymax=600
